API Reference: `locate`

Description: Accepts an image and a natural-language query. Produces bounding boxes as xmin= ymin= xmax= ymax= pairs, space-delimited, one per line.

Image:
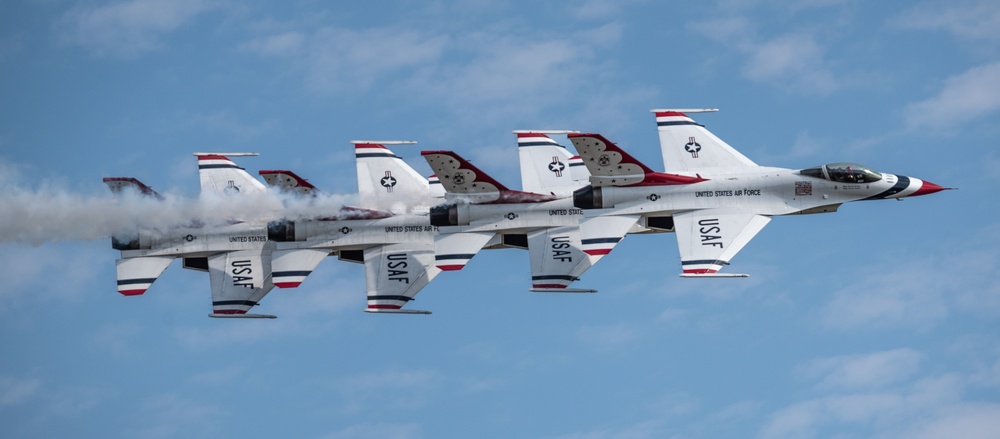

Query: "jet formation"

xmin=106 ymin=109 xmax=948 ymax=318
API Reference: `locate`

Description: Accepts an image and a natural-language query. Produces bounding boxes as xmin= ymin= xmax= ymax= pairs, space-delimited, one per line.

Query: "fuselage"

xmin=574 ymin=165 xmax=940 ymax=218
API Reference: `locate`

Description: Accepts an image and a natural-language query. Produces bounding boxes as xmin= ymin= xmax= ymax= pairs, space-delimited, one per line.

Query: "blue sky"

xmin=1 ymin=0 xmax=998 ymax=438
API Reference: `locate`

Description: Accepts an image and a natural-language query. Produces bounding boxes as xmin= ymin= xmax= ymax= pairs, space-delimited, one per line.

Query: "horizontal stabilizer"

xmin=116 ymin=256 xmax=174 ymax=296
xmin=271 ymin=248 xmax=329 ymax=288
xmin=530 ymin=288 xmax=597 ymax=293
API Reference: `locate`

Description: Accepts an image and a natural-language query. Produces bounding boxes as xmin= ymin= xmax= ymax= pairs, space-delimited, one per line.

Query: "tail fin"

xmin=422 ymin=150 xmax=557 ymax=204
xmin=353 ymin=141 xmax=430 ymax=213
xmin=515 ymin=131 xmax=588 ymax=197
xmin=194 ymin=153 xmax=267 ymax=197
xmin=652 ymin=109 xmax=756 ymax=172
xmin=568 ymin=134 xmax=706 ymax=187
xmin=103 ymin=177 xmax=164 ymax=200
xmin=259 ymin=170 xmax=321 ymax=197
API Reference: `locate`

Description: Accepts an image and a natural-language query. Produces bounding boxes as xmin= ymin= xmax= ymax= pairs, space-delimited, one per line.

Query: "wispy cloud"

xmin=796 ymin=348 xmax=925 ymax=390
xmin=240 ymin=18 xmax=636 ymax=127
xmin=892 ymin=0 xmax=1000 ymax=41
xmin=903 ymin=61 xmax=1000 ymax=130
xmin=0 ymin=376 xmax=42 ymax=407
xmin=320 ymin=422 xmax=421 ymax=439
xmin=55 ymin=0 xmax=215 ymax=57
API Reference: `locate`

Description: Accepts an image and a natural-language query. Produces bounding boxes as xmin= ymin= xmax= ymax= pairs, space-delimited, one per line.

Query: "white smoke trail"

xmin=0 ymin=162 xmax=375 ymax=245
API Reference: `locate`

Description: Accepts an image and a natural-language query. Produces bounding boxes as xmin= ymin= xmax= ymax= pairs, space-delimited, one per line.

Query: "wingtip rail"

xmin=530 ymin=288 xmax=598 ymax=293
xmin=364 ymin=308 xmax=433 ymax=315
xmin=209 ymin=313 xmax=278 ymax=319
xmin=649 ymin=108 xmax=719 ymax=114
xmin=678 ymin=273 xmax=749 ymax=278
xmin=193 ymin=152 xmax=260 ymax=157
xmin=350 ymin=140 xmax=418 ymax=145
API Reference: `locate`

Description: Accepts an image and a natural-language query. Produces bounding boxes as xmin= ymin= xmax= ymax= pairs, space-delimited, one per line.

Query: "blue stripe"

xmin=864 ymin=176 xmax=910 ymax=200
xmin=118 ymin=278 xmax=157 ymax=285
xmin=273 ymin=270 xmax=312 ymax=277
xmin=367 ymin=295 xmax=413 ymax=302
xmin=569 ymin=162 xmax=585 ymax=167
xmin=198 ymin=164 xmax=243 ymax=170
xmin=681 ymin=259 xmax=729 ymax=266
xmin=518 ymin=142 xmax=566 ymax=148
xmin=213 ymin=300 xmax=258 ymax=306
xmin=531 ymin=275 xmax=577 ymax=281
xmin=582 ymin=237 xmax=621 ymax=245
xmin=355 ymin=152 xmax=399 ymax=159
xmin=656 ymin=120 xmax=703 ymax=127
xmin=435 ymin=254 xmax=477 ymax=260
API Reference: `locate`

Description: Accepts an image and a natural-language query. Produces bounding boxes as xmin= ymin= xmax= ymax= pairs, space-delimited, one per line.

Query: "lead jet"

xmin=107 ymin=153 xmax=281 ymax=318
xmin=569 ymin=109 xmax=948 ymax=277
xmin=422 ymin=132 xmax=619 ymax=292
xmin=261 ymin=142 xmax=443 ymax=314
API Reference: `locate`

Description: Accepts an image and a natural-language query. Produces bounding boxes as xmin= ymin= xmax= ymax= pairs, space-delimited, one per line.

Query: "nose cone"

xmin=909 ymin=179 xmax=948 ymax=197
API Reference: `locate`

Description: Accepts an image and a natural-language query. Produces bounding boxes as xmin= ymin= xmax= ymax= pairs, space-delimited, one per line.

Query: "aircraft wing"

xmin=673 ymin=209 xmax=770 ymax=276
xmin=271 ymin=248 xmax=330 ymax=288
xmin=653 ymin=110 xmax=756 ymax=172
xmin=115 ymin=256 xmax=174 ymax=296
xmin=363 ymin=243 xmax=440 ymax=314
xmin=433 ymin=231 xmax=495 ymax=271
xmin=527 ymin=226 xmax=597 ymax=292
xmin=579 ymin=214 xmax=641 ymax=263
xmin=208 ymin=248 xmax=276 ymax=317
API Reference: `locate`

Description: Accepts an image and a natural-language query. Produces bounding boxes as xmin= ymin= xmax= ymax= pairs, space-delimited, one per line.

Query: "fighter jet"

xmin=569 ymin=109 xmax=949 ymax=277
xmin=421 ymin=132 xmax=623 ymax=292
xmin=106 ymin=153 xmax=281 ymax=318
xmin=261 ymin=142 xmax=444 ymax=314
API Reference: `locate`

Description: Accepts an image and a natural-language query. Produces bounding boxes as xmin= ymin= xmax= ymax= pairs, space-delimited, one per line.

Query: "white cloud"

xmin=905 ymin=404 xmax=1000 ymax=439
xmin=56 ymin=0 xmax=215 ymax=57
xmin=134 ymin=393 xmax=225 ymax=439
xmin=893 ymin=0 xmax=1000 ymax=41
xmin=577 ymin=322 xmax=640 ymax=350
xmin=903 ymin=61 xmax=1000 ymax=130
xmin=0 ymin=376 xmax=42 ymax=407
xmin=741 ymin=34 xmax=839 ymax=94
xmin=321 ymin=423 xmax=421 ymax=439
xmin=796 ymin=348 xmax=925 ymax=390
xmin=240 ymin=20 xmax=636 ymax=126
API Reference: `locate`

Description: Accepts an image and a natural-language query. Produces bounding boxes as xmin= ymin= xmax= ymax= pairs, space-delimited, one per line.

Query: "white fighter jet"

xmin=569 ymin=109 xmax=949 ymax=277
xmin=260 ymin=142 xmax=444 ymax=314
xmin=107 ymin=153 xmax=281 ymax=318
xmin=421 ymin=132 xmax=627 ymax=292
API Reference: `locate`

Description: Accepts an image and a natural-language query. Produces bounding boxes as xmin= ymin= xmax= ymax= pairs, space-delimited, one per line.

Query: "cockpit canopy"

xmin=799 ymin=163 xmax=883 ymax=183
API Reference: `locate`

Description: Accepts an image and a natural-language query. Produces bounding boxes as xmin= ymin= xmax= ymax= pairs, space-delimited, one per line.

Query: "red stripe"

xmin=213 ymin=309 xmax=247 ymax=315
xmin=533 ymin=284 xmax=567 ymax=289
xmin=366 ymin=304 xmax=402 ymax=310
xmin=119 ymin=289 xmax=146 ymax=296
xmin=438 ymin=264 xmax=465 ymax=271
xmin=583 ymin=249 xmax=611 ymax=255
xmin=516 ymin=133 xmax=551 ymax=138
xmin=909 ymin=180 xmax=946 ymax=197
xmin=682 ymin=268 xmax=719 ymax=274
xmin=198 ymin=155 xmax=229 ymax=161
xmin=655 ymin=111 xmax=688 ymax=118
xmin=274 ymin=282 xmax=301 ymax=289
xmin=354 ymin=144 xmax=387 ymax=150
